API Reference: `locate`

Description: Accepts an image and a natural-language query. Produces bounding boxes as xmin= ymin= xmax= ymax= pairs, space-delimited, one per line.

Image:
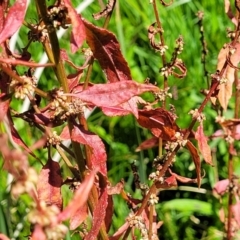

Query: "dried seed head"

xmin=10 ymin=76 xmax=36 ymax=99
xmin=47 ymin=131 xmax=62 ymax=146
xmin=154 ymin=87 xmax=172 ymax=102
xmin=188 ymin=109 xmax=206 ymax=123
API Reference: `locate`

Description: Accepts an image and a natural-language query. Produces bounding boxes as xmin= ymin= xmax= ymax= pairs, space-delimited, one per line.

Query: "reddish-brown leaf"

xmin=58 ymin=171 xmax=95 ymax=222
xmin=186 ymin=140 xmax=201 ymax=187
xmin=0 ymin=94 xmax=10 ymax=121
xmin=195 ymin=124 xmax=213 ymax=166
xmin=85 ymin=187 xmax=108 ymax=240
xmin=168 ymin=169 xmax=199 ymax=184
xmin=217 ymin=43 xmax=240 ymax=110
xmin=213 ymin=179 xmax=229 ymax=195
xmin=63 ymin=0 xmax=86 ymax=53
xmin=71 ymin=124 xmax=107 ymax=175
xmin=83 ymin=19 xmax=131 ymax=82
xmin=138 ymin=108 xmax=179 ymax=140
xmin=105 ymin=195 xmax=114 ymax=232
xmin=70 ymin=81 xmax=158 ymax=109
xmin=0 ymin=0 xmax=27 ymax=44
xmin=135 ymin=136 xmax=159 ymax=152
xmin=37 ymin=158 xmax=63 ymax=210
xmin=69 ymin=204 xmax=88 ymax=230
xmin=155 ymin=175 xmax=178 ymax=189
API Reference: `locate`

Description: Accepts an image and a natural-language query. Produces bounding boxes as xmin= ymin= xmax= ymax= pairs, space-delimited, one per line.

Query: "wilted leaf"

xmin=83 ymin=19 xmax=131 ymax=82
xmin=37 ymin=158 xmax=63 ymax=210
xmin=101 ymin=96 xmax=140 ymax=118
xmin=213 ymin=179 xmax=229 ymax=195
xmin=186 ymin=141 xmax=201 ymax=187
xmin=168 ymin=169 xmax=199 ymax=184
xmin=69 ymin=204 xmax=88 ymax=230
xmin=63 ymin=0 xmax=86 ymax=53
xmin=109 ymin=222 xmax=129 ymax=240
xmin=135 ymin=136 xmax=159 ymax=152
xmin=71 ymin=81 xmax=158 ymax=108
xmin=0 ymin=0 xmax=27 ymax=44
xmin=217 ymin=43 xmax=240 ymax=110
xmin=71 ymin=124 xmax=107 ymax=175
xmin=138 ymin=108 xmax=179 ymax=140
xmin=195 ymin=124 xmax=213 ymax=166
xmin=58 ymin=171 xmax=95 ymax=222
xmin=107 ymin=181 xmax=124 ymax=195
xmin=85 ymin=187 xmax=108 ymax=240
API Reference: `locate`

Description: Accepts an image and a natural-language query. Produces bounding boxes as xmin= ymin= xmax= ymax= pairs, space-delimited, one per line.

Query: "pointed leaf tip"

xmin=0 ymin=0 xmax=27 ymax=44
xmin=63 ymin=0 xmax=86 ymax=53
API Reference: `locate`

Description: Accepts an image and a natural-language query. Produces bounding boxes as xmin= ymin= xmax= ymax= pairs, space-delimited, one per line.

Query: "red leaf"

xmin=60 ymin=125 xmax=70 ymax=140
xmin=105 ymin=195 xmax=114 ymax=232
xmin=0 ymin=94 xmax=10 ymax=121
xmin=37 ymin=159 xmax=63 ymax=210
xmin=109 ymin=222 xmax=129 ymax=240
xmin=102 ymin=96 xmax=144 ymax=118
xmin=83 ymin=19 xmax=131 ymax=82
xmin=195 ymin=124 xmax=213 ymax=166
xmin=63 ymin=0 xmax=86 ymax=53
xmin=0 ymin=234 xmax=11 ymax=240
xmin=85 ymin=187 xmax=108 ymax=240
xmin=0 ymin=134 xmax=28 ymax=178
xmin=69 ymin=204 xmax=88 ymax=230
xmin=135 ymin=136 xmax=159 ymax=152
xmin=70 ymin=81 xmax=158 ymax=108
xmin=58 ymin=171 xmax=95 ymax=222
xmin=71 ymin=125 xmax=107 ymax=175
xmin=138 ymin=108 xmax=179 ymax=140
xmin=101 ymin=105 xmax=133 ymax=117
xmin=186 ymin=140 xmax=201 ymax=187
xmin=0 ymin=0 xmax=27 ymax=44
xmin=213 ymin=179 xmax=229 ymax=195
xmin=31 ymin=224 xmax=46 ymax=240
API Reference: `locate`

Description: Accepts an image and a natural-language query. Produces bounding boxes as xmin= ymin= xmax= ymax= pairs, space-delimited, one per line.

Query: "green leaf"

xmin=162 ymin=199 xmax=213 ymax=216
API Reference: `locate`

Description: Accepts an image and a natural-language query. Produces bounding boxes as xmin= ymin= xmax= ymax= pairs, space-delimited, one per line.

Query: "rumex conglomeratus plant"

xmin=0 ymin=0 xmax=240 ymax=239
